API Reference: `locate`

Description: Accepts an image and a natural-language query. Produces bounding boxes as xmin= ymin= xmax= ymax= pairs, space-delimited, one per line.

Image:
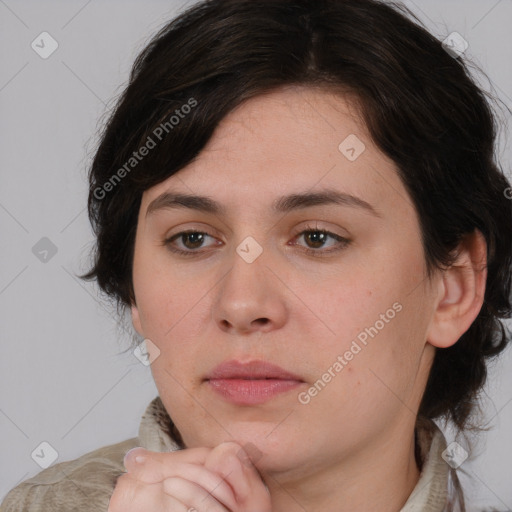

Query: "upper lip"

xmin=206 ymin=360 xmax=304 ymax=381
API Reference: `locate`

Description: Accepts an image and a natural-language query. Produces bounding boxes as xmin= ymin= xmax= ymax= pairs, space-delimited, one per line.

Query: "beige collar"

xmin=138 ymin=396 xmax=454 ymax=511
xmin=139 ymin=396 xmax=183 ymax=452
xmin=400 ymin=417 xmax=451 ymax=511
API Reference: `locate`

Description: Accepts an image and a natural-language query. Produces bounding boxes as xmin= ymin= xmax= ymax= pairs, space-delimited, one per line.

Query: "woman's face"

xmin=131 ymin=86 xmax=440 ymax=478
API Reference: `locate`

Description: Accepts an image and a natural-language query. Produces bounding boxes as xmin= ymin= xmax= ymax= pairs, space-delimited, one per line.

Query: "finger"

xmin=204 ymin=442 xmax=261 ymax=503
xmin=124 ymin=446 xmax=210 ymax=478
xmin=161 ymin=476 xmax=231 ymax=512
xmin=109 ymin=472 xmax=199 ymax=512
xmin=124 ymin=448 xmax=239 ymax=510
xmin=205 ymin=442 xmax=272 ymax=511
xmin=130 ymin=459 xmax=239 ymax=511
xmin=108 ymin=472 xmax=162 ymax=511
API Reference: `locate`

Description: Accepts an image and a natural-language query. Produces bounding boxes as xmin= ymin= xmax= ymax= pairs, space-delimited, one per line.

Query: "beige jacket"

xmin=1 ymin=396 xmax=462 ymax=511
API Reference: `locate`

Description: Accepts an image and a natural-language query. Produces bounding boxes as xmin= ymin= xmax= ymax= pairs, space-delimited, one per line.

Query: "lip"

xmin=205 ymin=360 xmax=305 ymax=405
xmin=206 ymin=359 xmax=304 ymax=381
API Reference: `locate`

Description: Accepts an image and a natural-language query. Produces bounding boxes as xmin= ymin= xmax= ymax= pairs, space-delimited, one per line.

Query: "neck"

xmin=263 ymin=421 xmax=421 ymax=512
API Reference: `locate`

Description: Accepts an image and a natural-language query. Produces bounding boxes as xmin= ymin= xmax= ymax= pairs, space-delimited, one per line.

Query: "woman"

xmin=2 ymin=0 xmax=510 ymax=511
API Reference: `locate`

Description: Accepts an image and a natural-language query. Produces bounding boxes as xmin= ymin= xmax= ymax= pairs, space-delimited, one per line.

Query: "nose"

xmin=211 ymin=244 xmax=288 ymax=336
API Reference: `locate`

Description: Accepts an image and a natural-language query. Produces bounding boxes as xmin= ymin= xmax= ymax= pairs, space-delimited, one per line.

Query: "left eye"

xmin=163 ymin=228 xmax=350 ymax=257
xmin=293 ymin=229 xmax=348 ymax=251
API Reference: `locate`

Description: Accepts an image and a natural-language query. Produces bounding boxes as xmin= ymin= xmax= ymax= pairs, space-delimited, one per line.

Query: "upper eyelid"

xmin=167 ymin=226 xmax=343 ymax=238
xmin=165 ymin=220 xmax=347 ymax=237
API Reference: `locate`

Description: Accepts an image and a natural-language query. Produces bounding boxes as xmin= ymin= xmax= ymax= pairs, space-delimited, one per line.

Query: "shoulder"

xmin=0 ymin=437 xmax=138 ymax=512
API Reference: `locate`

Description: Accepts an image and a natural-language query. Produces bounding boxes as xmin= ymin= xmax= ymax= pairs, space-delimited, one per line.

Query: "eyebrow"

xmin=145 ymin=189 xmax=381 ymax=218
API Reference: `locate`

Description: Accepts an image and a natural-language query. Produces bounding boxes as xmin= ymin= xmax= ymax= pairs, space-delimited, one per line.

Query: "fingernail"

xmin=124 ymin=447 xmax=146 ymax=466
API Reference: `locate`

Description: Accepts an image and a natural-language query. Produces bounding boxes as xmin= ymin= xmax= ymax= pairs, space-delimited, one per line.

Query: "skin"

xmin=124 ymin=85 xmax=487 ymax=511
xmin=111 ymin=442 xmax=271 ymax=511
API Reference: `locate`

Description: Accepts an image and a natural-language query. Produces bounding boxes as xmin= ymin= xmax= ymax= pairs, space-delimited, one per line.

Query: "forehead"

xmin=140 ymin=86 xmax=411 ymax=220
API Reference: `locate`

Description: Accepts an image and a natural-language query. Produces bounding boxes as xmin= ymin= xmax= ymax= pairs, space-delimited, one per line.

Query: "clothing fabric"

xmin=1 ymin=396 xmax=462 ymax=511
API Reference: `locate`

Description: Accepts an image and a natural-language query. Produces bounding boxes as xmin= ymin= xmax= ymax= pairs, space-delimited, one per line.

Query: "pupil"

xmin=307 ymin=231 xmax=325 ymax=248
xmin=185 ymin=232 xmax=204 ymax=248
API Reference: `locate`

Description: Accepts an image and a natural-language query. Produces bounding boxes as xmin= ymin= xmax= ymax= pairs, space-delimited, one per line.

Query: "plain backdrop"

xmin=1 ymin=1 xmax=511 ymax=510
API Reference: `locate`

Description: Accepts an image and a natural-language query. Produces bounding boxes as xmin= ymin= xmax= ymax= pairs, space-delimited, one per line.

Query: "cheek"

xmin=291 ymin=251 xmax=426 ymax=396
xmin=133 ymin=246 xmax=190 ymax=336
xmin=296 ymin=309 xmax=421 ymax=439
xmin=292 ymin=258 xmax=401 ymax=351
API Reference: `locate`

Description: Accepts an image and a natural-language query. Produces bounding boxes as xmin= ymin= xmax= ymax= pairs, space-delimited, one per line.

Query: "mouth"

xmin=205 ymin=359 xmax=305 ymax=405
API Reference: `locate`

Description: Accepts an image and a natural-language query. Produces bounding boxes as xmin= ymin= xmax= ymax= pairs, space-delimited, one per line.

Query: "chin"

xmin=218 ymin=422 xmax=304 ymax=472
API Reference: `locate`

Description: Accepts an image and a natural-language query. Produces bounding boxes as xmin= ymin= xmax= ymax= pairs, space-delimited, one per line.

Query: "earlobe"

xmin=427 ymin=230 xmax=487 ymax=349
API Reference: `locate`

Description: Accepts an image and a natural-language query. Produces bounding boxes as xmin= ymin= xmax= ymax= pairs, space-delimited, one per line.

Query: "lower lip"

xmin=207 ymin=378 xmax=303 ymax=405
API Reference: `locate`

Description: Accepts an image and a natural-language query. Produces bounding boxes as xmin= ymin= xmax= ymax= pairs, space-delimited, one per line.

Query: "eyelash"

xmin=163 ymin=224 xmax=351 ymax=258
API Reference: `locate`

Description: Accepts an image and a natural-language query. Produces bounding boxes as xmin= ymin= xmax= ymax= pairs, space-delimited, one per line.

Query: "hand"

xmin=107 ymin=441 xmax=272 ymax=512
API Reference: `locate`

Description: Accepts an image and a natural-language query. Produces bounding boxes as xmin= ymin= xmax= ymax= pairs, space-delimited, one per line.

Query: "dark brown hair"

xmin=81 ymin=0 xmax=511 ymax=444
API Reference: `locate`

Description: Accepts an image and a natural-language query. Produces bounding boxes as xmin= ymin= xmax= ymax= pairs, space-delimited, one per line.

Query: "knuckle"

xmin=210 ymin=453 xmax=243 ymax=480
xmin=109 ymin=472 xmax=145 ymax=510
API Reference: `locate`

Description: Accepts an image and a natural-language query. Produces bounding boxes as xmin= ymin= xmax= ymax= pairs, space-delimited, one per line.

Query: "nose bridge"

xmin=211 ymin=235 xmax=287 ymax=334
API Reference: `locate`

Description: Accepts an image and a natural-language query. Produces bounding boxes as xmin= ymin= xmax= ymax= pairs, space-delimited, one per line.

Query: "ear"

xmin=427 ymin=229 xmax=487 ymax=349
xmin=131 ymin=302 xmax=144 ymax=337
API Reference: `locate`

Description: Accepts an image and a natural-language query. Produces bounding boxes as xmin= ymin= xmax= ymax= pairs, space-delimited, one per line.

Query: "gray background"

xmin=1 ymin=1 xmax=511 ymax=510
